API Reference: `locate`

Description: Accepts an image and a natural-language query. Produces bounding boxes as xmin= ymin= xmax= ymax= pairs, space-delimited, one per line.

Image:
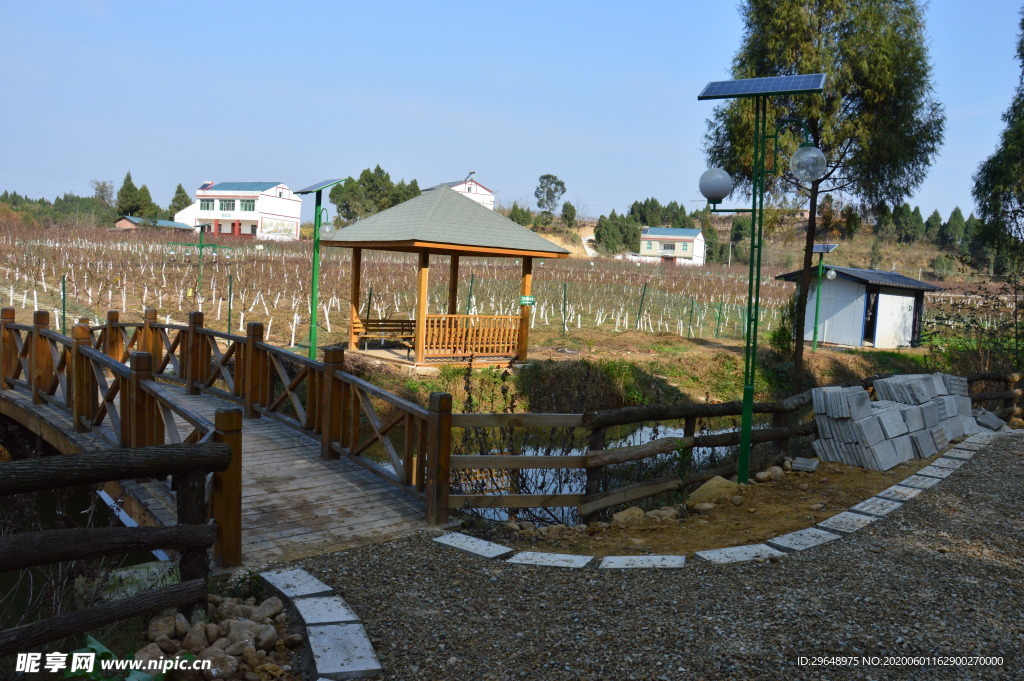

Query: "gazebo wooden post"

xmin=414 ymin=251 xmax=430 ymax=365
xmin=348 ymin=248 xmax=362 ymax=350
xmin=447 ymin=255 xmax=460 ymax=315
xmin=517 ymin=257 xmax=533 ymax=362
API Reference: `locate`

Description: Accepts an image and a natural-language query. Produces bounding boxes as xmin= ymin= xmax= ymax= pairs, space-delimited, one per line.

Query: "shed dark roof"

xmin=119 ymin=216 xmax=195 ymax=231
xmin=323 ymin=185 xmax=569 ymax=257
xmin=775 ymin=266 xmax=941 ymax=292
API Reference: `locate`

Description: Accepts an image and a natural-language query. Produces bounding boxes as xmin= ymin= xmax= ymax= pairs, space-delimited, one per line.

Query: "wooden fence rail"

xmin=0 ymin=443 xmax=231 ymax=656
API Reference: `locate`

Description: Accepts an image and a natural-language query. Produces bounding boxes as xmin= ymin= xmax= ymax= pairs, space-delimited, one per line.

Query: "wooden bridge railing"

xmin=0 ymin=443 xmax=230 ymax=656
xmin=3 ymin=305 xmax=1021 ymax=532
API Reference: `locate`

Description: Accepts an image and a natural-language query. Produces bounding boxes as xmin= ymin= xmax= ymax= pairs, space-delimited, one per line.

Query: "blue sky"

xmin=0 ymin=1 xmax=1020 ymax=223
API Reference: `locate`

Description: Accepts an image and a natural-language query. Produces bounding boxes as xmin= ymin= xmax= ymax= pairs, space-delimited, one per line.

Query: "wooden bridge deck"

xmin=0 ymin=382 xmax=428 ymax=564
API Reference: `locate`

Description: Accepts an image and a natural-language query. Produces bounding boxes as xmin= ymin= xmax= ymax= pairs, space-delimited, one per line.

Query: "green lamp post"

xmin=811 ymin=244 xmax=839 ymax=351
xmin=296 ymin=179 xmax=344 ymax=360
xmin=697 ymin=74 xmax=827 ymax=484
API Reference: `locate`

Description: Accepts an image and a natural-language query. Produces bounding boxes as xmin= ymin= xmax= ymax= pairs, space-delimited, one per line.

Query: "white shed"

xmin=776 ymin=266 xmax=940 ymax=349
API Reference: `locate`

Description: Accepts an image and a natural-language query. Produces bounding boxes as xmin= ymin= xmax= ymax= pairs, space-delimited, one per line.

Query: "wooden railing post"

xmin=1003 ymin=374 xmax=1016 ymax=414
xmin=0 ymin=308 xmax=15 ymax=389
xmin=124 ymin=352 xmax=160 ymax=448
xmin=141 ymin=308 xmax=161 ymax=369
xmin=425 ymin=392 xmax=452 ymax=526
xmin=71 ymin=323 xmax=96 ymax=433
xmin=173 ymin=467 xmax=208 ymax=617
xmin=184 ymin=311 xmax=206 ymax=396
xmin=771 ymin=410 xmax=791 ymax=455
xmin=212 ymin=407 xmax=243 ymax=568
xmin=30 ymin=311 xmax=52 ymax=405
xmin=103 ymin=310 xmax=121 ymax=363
xmin=321 ymin=347 xmax=344 ymax=459
xmin=582 ymin=427 xmax=606 ymax=525
xmin=244 ymin=322 xmax=266 ymax=418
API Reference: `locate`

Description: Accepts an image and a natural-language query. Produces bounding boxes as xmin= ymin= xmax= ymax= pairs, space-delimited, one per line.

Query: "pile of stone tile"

xmin=810 ymin=373 xmax=981 ymax=471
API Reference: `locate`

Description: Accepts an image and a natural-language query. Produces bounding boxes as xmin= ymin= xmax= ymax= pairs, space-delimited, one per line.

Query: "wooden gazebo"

xmin=321 ymin=186 xmax=570 ymax=367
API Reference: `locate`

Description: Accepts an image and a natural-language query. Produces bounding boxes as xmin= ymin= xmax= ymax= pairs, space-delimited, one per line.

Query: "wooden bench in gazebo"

xmin=319 ymin=185 xmax=570 ymax=367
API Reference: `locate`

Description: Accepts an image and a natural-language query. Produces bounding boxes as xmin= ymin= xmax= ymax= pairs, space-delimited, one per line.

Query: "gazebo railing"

xmin=423 ymin=314 xmax=519 ymax=358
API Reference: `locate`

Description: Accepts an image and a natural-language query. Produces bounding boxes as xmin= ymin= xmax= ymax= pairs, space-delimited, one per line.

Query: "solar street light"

xmin=697 ymin=73 xmax=826 ymax=484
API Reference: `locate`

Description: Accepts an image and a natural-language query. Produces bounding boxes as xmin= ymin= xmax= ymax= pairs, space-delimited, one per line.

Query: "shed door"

xmin=874 ymin=292 xmax=916 ymax=348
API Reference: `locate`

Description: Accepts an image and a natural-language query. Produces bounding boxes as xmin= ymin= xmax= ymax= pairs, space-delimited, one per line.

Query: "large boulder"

xmin=611 ymin=506 xmax=646 ymax=525
xmin=685 ymin=476 xmax=741 ymax=509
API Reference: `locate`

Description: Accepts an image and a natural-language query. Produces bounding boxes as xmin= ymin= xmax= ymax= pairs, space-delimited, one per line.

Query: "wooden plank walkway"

xmin=0 ymin=383 xmax=428 ymax=564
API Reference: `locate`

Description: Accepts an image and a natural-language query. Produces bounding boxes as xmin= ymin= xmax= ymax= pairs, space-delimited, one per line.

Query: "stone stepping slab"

xmin=262 ymin=568 xmax=333 ymax=598
xmin=944 ymin=448 xmax=976 ymax=460
xmin=507 ymin=551 xmax=593 ymax=568
xmin=930 ymin=457 xmax=965 ymax=470
xmin=877 ymin=484 xmax=924 ymax=502
xmin=898 ymin=474 xmax=943 ymax=489
xmin=260 ymin=569 xmax=381 ymax=679
xmin=767 ymin=527 xmax=843 ymax=552
xmin=915 ymin=464 xmax=955 ymax=479
xmin=850 ymin=496 xmax=904 ymax=517
xmin=695 ymin=544 xmax=786 ymax=564
xmin=599 ymin=555 xmax=687 ymax=569
xmin=307 ymin=624 xmax=381 ymax=680
xmin=432 ymin=532 xmax=514 ymax=559
xmin=817 ymin=511 xmax=879 ymax=534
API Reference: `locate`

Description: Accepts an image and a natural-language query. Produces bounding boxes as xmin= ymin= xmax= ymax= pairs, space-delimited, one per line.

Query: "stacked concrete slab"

xmin=811 ymin=385 xmax=912 ymax=470
xmin=810 ymin=373 xmax=982 ymax=471
xmin=873 ymin=373 xmax=981 ymax=449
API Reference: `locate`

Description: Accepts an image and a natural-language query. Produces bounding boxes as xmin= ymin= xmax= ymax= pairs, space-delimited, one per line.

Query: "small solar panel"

xmin=296 ymin=178 xmax=344 ymax=195
xmin=698 ymin=73 xmax=826 ymax=100
xmin=813 ymin=244 xmax=839 ymax=254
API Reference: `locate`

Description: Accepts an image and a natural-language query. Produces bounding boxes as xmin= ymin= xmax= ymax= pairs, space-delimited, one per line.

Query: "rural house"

xmin=776 ymin=266 xmax=940 ymax=348
xmin=631 ymin=227 xmax=706 ymax=266
xmin=114 ymin=215 xmax=197 ymax=232
xmin=173 ymin=181 xmax=302 ymax=240
xmin=424 ymin=172 xmax=496 ymax=210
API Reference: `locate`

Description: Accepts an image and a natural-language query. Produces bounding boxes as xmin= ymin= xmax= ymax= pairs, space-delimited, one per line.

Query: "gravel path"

xmin=299 ymin=434 xmax=1024 ymax=680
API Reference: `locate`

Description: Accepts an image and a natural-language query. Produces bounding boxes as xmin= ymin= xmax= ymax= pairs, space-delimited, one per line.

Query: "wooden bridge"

xmin=0 ymin=308 xmax=456 ymax=567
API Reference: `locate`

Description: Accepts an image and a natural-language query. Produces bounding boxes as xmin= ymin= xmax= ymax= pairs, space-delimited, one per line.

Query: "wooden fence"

xmin=1 ymin=305 xmax=1020 ymax=534
xmin=0 ymin=443 xmax=231 ymax=656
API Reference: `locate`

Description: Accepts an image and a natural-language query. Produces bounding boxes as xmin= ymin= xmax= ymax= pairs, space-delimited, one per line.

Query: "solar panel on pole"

xmin=697 ymin=74 xmax=826 ymax=100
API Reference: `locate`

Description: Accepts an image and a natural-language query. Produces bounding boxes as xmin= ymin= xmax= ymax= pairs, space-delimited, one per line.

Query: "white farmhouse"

xmin=635 ymin=227 xmax=706 ymax=266
xmin=424 ymin=172 xmax=495 ymax=210
xmin=173 ymin=181 xmax=302 ymax=241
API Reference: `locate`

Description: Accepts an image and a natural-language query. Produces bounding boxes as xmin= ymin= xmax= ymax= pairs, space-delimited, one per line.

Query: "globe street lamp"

xmin=697 ymin=74 xmax=827 ymax=484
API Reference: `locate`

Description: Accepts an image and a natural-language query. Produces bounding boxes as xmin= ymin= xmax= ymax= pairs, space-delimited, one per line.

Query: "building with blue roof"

xmin=173 ymin=181 xmax=301 ymax=241
xmin=776 ymin=265 xmax=941 ymax=348
xmin=632 ymin=226 xmax=706 ymax=266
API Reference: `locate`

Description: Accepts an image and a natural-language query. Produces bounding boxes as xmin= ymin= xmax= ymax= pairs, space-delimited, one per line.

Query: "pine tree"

xmin=924 ymin=209 xmax=943 ymax=244
xmin=169 ymin=183 xmax=192 ymax=218
xmin=941 ymin=207 xmax=966 ymax=250
xmin=560 ymin=201 xmax=577 ymax=228
xmin=116 ymin=172 xmax=140 ymax=216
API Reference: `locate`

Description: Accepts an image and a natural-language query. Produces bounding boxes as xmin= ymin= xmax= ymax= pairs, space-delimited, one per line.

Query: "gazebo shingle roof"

xmin=323 ymin=185 xmax=570 ymax=257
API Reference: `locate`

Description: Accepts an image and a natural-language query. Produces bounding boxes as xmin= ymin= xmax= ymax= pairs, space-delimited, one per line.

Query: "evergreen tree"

xmin=941 ymin=207 xmax=966 ymax=250
xmin=116 ymin=172 xmax=140 ymax=216
xmin=508 ymin=202 xmax=532 ymax=226
xmin=731 ymin=214 xmax=751 ymax=242
xmin=840 ymin=204 xmax=861 ymax=239
xmin=136 ymin=185 xmax=159 ymax=220
xmin=892 ymin=203 xmax=914 ymax=242
xmin=560 ymin=201 xmax=577 ymax=228
xmin=671 ymin=211 xmax=695 ymax=230
xmin=705 ymin=0 xmax=945 ymax=388
xmin=169 ymin=183 xmax=192 ymax=218
xmin=910 ymin=206 xmax=926 ymax=242
xmin=702 ymin=221 xmax=720 ymax=263
xmin=924 ymin=209 xmax=943 ymax=244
